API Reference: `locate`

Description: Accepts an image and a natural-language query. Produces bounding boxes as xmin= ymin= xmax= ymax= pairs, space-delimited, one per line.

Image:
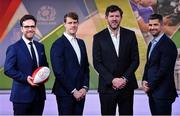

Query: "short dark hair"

xmin=20 ymin=14 xmax=37 ymax=27
xmin=64 ymin=12 xmax=79 ymax=23
xmin=149 ymin=14 xmax=163 ymax=23
xmin=105 ymin=5 xmax=123 ymax=17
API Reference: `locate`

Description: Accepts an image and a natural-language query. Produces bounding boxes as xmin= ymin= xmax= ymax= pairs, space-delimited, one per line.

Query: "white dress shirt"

xmin=22 ymin=35 xmax=39 ymax=66
xmin=64 ymin=32 xmax=81 ymax=64
xmin=108 ymin=27 xmax=120 ymax=56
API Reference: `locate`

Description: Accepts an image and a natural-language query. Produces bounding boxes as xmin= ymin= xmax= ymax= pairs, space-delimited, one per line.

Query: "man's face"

xmin=148 ymin=19 xmax=162 ymax=37
xmin=64 ymin=17 xmax=78 ymax=36
xmin=106 ymin=11 xmax=121 ymax=30
xmin=21 ymin=19 xmax=36 ymax=40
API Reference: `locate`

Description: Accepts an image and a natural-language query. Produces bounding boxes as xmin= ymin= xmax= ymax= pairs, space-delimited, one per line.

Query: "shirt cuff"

xmin=83 ymin=86 xmax=88 ymax=91
xmin=71 ymin=88 xmax=77 ymax=94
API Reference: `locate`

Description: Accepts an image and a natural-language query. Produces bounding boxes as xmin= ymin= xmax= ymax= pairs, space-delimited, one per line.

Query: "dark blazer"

xmin=4 ymin=39 xmax=48 ymax=103
xmin=143 ymin=34 xmax=178 ymax=99
xmin=93 ymin=27 xmax=139 ymax=93
xmin=50 ymin=35 xmax=89 ymax=96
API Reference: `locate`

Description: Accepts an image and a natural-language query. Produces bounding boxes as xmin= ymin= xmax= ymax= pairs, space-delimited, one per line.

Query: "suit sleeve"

xmin=82 ymin=41 xmax=90 ymax=88
xmin=148 ymin=42 xmax=177 ymax=90
xmin=122 ymin=32 xmax=140 ymax=81
xmin=93 ymin=35 xmax=114 ymax=85
xmin=142 ymin=62 xmax=148 ymax=81
xmin=50 ymin=40 xmax=75 ymax=93
xmin=42 ymin=45 xmax=49 ymax=67
xmin=4 ymin=45 xmax=28 ymax=83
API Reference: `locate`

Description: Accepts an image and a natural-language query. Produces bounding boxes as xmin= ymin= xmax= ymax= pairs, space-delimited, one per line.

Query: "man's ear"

xmin=20 ymin=27 xmax=23 ymax=33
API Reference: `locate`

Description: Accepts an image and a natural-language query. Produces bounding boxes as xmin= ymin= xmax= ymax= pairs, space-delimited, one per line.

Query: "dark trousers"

xmin=149 ymin=96 xmax=174 ymax=115
xmin=99 ymin=90 xmax=134 ymax=115
xmin=56 ymin=95 xmax=85 ymax=115
xmin=13 ymin=100 xmax=45 ymax=115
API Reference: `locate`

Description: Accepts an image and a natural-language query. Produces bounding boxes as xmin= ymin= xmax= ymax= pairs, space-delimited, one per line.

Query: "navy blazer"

xmin=143 ymin=34 xmax=178 ymax=99
xmin=4 ymin=39 xmax=48 ymax=103
xmin=93 ymin=27 xmax=139 ymax=93
xmin=50 ymin=35 xmax=89 ymax=96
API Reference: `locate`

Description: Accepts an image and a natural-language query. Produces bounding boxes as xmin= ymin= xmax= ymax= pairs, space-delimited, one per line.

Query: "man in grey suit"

xmin=142 ymin=13 xmax=178 ymax=115
xmin=93 ymin=5 xmax=139 ymax=115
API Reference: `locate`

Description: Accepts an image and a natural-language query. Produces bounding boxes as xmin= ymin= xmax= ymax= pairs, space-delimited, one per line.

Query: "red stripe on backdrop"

xmin=0 ymin=0 xmax=21 ymax=42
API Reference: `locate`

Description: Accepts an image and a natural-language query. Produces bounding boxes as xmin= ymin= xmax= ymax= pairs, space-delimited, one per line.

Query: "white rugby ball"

xmin=32 ymin=66 xmax=50 ymax=84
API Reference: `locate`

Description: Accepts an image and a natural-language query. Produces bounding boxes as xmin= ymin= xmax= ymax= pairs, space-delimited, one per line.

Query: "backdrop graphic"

xmin=0 ymin=0 xmax=179 ymax=90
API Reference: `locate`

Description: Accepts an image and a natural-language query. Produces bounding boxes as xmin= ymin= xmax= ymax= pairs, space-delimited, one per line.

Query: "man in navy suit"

xmin=4 ymin=15 xmax=48 ymax=115
xmin=93 ymin=5 xmax=139 ymax=115
xmin=50 ymin=12 xmax=89 ymax=115
xmin=142 ymin=14 xmax=178 ymax=115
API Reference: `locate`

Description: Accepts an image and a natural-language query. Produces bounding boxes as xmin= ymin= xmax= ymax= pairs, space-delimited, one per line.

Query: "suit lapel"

xmin=119 ymin=27 xmax=126 ymax=59
xmin=19 ymin=39 xmax=33 ymax=64
xmin=33 ymin=41 xmax=41 ymax=65
xmin=104 ymin=29 xmax=119 ymax=58
xmin=77 ymin=39 xmax=83 ymax=65
xmin=148 ymin=34 xmax=165 ymax=60
xmin=63 ymin=35 xmax=80 ymax=66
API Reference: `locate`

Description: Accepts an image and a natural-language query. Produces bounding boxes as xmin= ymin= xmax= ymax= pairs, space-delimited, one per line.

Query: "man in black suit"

xmin=142 ymin=14 xmax=178 ymax=115
xmin=50 ymin=12 xmax=89 ymax=115
xmin=4 ymin=15 xmax=48 ymax=115
xmin=93 ymin=5 xmax=139 ymax=115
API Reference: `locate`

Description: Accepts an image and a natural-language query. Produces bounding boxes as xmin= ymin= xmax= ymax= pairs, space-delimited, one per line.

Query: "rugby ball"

xmin=32 ymin=66 xmax=50 ymax=84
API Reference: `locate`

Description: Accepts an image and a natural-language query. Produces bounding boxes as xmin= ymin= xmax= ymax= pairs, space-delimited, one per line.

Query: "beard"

xmin=108 ymin=21 xmax=120 ymax=30
xmin=150 ymin=29 xmax=161 ymax=37
xmin=24 ymin=33 xmax=34 ymax=40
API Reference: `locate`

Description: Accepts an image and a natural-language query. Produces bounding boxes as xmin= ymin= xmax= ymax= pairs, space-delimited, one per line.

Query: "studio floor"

xmin=0 ymin=90 xmax=179 ymax=115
